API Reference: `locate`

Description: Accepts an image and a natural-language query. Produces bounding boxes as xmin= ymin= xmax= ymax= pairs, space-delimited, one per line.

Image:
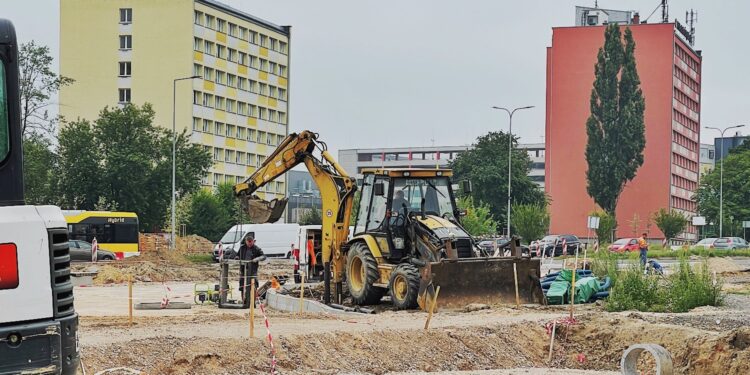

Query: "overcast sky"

xmin=3 ymin=0 xmax=748 ymax=156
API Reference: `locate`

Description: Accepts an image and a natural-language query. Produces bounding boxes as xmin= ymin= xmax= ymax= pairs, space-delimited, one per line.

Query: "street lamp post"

xmin=171 ymin=75 xmax=201 ymax=250
xmin=491 ymin=105 xmax=534 ymax=237
xmin=705 ymin=124 xmax=745 ymax=238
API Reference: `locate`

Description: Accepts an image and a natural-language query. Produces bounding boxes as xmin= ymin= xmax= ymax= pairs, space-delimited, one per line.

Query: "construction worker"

xmin=638 ymin=232 xmax=649 ymax=267
xmin=238 ymin=234 xmax=266 ymax=295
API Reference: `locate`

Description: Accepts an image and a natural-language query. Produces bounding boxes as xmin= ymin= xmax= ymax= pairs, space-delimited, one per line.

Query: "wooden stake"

xmin=249 ymin=282 xmax=255 ymax=338
xmin=424 ymin=286 xmax=441 ymax=330
xmin=513 ymin=263 xmax=520 ymax=308
xmin=569 ymin=264 xmax=577 ymax=320
xmin=299 ymin=272 xmax=306 ymax=314
xmin=548 ymin=320 xmax=557 ymax=362
xmin=128 ymin=274 xmax=133 ymax=326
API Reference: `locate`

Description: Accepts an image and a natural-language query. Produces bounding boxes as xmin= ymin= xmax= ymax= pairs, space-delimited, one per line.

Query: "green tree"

xmin=57 ymin=119 xmax=102 ymax=209
xmin=19 ymin=41 xmax=74 ymax=136
xmin=653 ymin=208 xmax=687 ymax=242
xmin=456 ymin=196 xmax=497 ymax=236
xmin=450 ymin=131 xmax=545 ymax=227
xmin=185 ymin=189 xmax=231 ymax=242
xmin=350 ymin=190 xmax=361 ymax=224
xmin=22 ymin=137 xmax=58 ymax=205
xmin=57 ymin=103 xmax=212 ymax=230
xmin=695 ymin=149 xmax=750 ymax=236
xmin=585 ymin=25 xmax=646 ymax=218
xmin=511 ymin=203 xmax=550 ymax=244
xmin=299 ymin=208 xmax=322 ymax=225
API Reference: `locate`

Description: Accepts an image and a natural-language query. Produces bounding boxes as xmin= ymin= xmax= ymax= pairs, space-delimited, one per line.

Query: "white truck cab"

xmin=0 ymin=19 xmax=80 ymax=374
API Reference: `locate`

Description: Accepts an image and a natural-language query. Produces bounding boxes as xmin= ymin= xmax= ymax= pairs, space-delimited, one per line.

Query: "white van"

xmin=213 ymin=223 xmax=300 ymax=261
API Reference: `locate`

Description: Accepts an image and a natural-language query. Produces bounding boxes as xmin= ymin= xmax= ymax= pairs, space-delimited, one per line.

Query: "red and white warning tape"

xmin=256 ymin=290 xmax=277 ymax=374
xmin=562 ymin=239 xmax=568 ymax=256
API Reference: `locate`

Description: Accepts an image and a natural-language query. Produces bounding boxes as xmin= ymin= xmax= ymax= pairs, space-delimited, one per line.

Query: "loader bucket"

xmin=418 ymin=257 xmax=544 ymax=310
xmin=242 ymin=196 xmax=289 ymax=223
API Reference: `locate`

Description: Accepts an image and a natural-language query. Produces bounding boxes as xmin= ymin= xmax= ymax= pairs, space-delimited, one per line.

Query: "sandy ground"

xmin=70 ymin=257 xmax=750 ymax=375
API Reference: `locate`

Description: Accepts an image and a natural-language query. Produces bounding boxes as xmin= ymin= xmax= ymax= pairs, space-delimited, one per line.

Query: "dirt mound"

xmin=81 ymin=322 xmax=551 ymax=374
xmin=139 ymin=233 xmax=214 ymax=254
xmin=708 ymin=258 xmax=747 ymax=274
xmin=92 ymin=261 xmax=214 ymax=284
xmin=556 ymin=314 xmax=750 ymax=374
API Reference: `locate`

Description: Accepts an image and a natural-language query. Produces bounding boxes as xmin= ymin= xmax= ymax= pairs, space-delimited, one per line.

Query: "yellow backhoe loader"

xmin=234 ymin=131 xmax=543 ymax=309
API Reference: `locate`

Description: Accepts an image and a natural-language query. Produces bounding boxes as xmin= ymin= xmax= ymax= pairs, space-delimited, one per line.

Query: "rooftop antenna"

xmin=686 ymin=9 xmax=697 ymax=45
xmin=594 ymin=0 xmax=598 ymax=8
xmin=661 ymin=0 xmax=669 ymax=23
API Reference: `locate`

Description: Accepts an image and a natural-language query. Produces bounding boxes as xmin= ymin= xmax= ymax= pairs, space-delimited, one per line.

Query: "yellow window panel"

xmin=203 ymin=81 xmax=215 ymax=91
xmin=246 ymin=165 xmax=257 ymax=175
xmin=277 ymin=77 xmax=287 ymax=87
xmin=257 ymin=96 xmax=267 ymax=106
xmin=214 ymin=162 xmax=225 ymax=173
xmin=246 ymin=117 xmax=257 ymax=126
xmin=268 ymin=98 xmax=277 ymax=108
xmin=259 ymin=47 xmax=269 ymax=57
xmin=216 ymin=59 xmax=227 ymax=70
xmin=238 ymin=65 xmax=248 ymax=75
xmin=256 ymin=144 xmax=267 ymax=154
xmin=215 ymin=111 xmax=226 ymax=121
xmin=194 ymin=51 xmax=204 ymax=62
xmin=226 ymin=87 xmax=237 ymax=97
xmin=238 ymin=40 xmax=249 ymax=50
xmin=258 ymin=71 xmax=268 ymax=82
xmin=225 ymin=138 xmax=236 ymax=148
xmin=216 ymin=32 xmax=227 ymax=44
xmin=201 ymin=133 xmax=214 ymax=144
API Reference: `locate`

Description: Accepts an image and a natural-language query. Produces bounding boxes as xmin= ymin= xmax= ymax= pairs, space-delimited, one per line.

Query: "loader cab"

xmin=354 ymin=169 xmax=462 ymax=259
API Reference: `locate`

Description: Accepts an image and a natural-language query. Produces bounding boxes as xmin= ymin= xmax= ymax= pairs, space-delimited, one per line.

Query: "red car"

xmin=608 ymin=238 xmax=639 ymax=253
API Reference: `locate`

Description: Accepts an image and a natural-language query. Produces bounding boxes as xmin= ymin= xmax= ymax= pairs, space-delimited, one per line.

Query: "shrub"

xmin=668 ymin=256 xmax=723 ymax=312
xmin=606 ymin=264 xmax=666 ymax=312
xmin=604 ymin=255 xmax=723 ymax=313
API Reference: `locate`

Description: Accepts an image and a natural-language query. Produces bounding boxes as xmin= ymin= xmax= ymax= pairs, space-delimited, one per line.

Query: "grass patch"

xmin=604 ymin=254 xmax=723 ymax=313
xmin=184 ymin=253 xmax=214 ymax=264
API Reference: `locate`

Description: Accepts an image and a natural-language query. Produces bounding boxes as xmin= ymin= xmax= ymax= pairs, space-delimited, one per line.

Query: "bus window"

xmin=0 ymin=60 xmax=9 ymax=161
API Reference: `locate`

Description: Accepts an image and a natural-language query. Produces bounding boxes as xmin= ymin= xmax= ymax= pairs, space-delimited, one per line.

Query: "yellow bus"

xmin=63 ymin=211 xmax=140 ymax=258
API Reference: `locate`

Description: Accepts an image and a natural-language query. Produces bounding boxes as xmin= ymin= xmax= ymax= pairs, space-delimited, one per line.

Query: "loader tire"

xmin=389 ymin=263 xmax=420 ymax=310
xmin=346 ymin=242 xmax=384 ymax=305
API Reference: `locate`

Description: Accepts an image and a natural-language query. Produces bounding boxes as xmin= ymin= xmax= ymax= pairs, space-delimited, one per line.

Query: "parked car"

xmin=69 ymin=240 xmax=117 ymax=262
xmin=477 ymin=237 xmax=530 ymax=256
xmin=691 ymin=237 xmax=718 ymax=250
xmin=608 ymin=238 xmax=639 ymax=253
xmin=713 ymin=237 xmax=749 ymax=250
xmin=529 ymin=234 xmax=581 ymax=257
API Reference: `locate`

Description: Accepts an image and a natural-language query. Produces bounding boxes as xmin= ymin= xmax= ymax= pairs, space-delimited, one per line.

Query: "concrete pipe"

xmin=620 ymin=343 xmax=673 ymax=375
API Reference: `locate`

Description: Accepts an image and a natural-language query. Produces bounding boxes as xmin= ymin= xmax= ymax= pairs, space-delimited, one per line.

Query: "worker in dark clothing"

xmin=238 ymin=234 xmax=266 ymax=296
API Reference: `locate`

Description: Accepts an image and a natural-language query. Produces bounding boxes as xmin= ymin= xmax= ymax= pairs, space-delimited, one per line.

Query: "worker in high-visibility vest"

xmin=637 ymin=232 xmax=649 ymax=267
xmin=292 ymin=243 xmax=301 ymax=283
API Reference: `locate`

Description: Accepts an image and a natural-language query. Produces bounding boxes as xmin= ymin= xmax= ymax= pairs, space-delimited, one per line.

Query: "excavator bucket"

xmin=241 ymin=196 xmax=289 ymax=224
xmin=417 ymin=257 xmax=544 ymax=310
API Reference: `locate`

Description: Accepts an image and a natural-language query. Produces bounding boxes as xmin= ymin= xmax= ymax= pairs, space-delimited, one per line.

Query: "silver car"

xmin=713 ymin=237 xmax=749 ymax=250
xmin=691 ymin=237 xmax=717 ymax=250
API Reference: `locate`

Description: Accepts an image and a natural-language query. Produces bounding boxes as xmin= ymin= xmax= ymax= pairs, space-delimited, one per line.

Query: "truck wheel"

xmin=389 ymin=263 xmax=420 ymax=310
xmin=346 ymin=242 xmax=384 ymax=305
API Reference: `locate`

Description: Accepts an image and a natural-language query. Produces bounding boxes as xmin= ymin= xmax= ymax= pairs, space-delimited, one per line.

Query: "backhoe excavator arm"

xmin=233 ymin=131 xmax=357 ymax=304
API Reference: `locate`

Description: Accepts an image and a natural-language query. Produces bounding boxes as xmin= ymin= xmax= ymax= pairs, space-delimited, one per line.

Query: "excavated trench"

xmin=80 ymin=314 xmax=750 ymax=375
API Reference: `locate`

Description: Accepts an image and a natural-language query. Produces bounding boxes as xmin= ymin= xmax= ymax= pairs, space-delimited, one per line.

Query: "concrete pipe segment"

xmin=620 ymin=344 xmax=673 ymax=375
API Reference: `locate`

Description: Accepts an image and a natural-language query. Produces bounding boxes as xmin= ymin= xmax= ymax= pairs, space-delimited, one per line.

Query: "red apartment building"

xmin=545 ymin=7 xmax=701 ymax=241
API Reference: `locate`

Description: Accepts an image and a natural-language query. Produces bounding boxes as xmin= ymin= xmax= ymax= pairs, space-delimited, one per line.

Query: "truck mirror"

xmin=460 ymin=180 xmax=472 ymax=194
xmin=374 ymin=182 xmax=385 ymax=196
